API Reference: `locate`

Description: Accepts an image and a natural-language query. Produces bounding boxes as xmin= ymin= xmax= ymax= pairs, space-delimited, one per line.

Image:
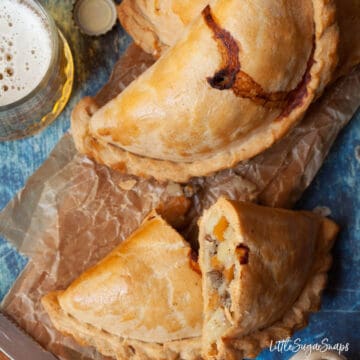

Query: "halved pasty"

xmin=42 ymin=212 xmax=203 ymax=360
xmin=72 ymin=0 xmax=338 ymax=183
xmin=198 ymin=198 xmax=339 ymax=360
xmin=42 ymin=199 xmax=339 ymax=360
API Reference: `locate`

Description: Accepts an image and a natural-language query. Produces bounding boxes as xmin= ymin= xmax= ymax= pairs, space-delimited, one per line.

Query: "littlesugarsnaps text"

xmin=269 ymin=338 xmax=349 ymax=356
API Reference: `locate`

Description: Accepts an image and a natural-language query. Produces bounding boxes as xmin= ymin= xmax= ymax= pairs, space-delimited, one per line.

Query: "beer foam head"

xmin=0 ymin=0 xmax=53 ymax=106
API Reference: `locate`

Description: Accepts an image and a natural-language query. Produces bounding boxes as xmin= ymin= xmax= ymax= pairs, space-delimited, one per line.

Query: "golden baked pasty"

xmin=72 ymin=0 xmax=338 ymax=183
xmin=118 ymin=0 xmax=359 ymax=79
xmin=42 ymin=212 xmax=203 ymax=360
xmin=117 ymin=0 xmax=209 ymax=57
xmin=198 ymin=198 xmax=339 ymax=360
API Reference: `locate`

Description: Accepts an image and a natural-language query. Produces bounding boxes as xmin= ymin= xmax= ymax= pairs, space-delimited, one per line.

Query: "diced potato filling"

xmin=211 ymin=216 xmax=238 ymax=286
xmin=216 ymin=235 xmax=235 ymax=269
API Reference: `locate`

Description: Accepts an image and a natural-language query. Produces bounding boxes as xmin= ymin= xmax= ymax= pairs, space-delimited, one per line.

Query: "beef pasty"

xmin=42 ymin=212 xmax=203 ymax=360
xmin=118 ymin=0 xmax=359 ymax=81
xmin=72 ymin=0 xmax=338 ymax=183
xmin=117 ymin=0 xmax=209 ymax=57
xmin=198 ymin=198 xmax=339 ymax=360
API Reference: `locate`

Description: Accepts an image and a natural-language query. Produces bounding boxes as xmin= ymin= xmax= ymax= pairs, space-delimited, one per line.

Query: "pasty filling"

xmin=203 ymin=211 xmax=250 ymax=356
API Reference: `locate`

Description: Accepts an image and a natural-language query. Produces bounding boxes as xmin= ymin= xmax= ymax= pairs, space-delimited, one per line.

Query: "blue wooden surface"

xmin=0 ymin=1 xmax=359 ymax=359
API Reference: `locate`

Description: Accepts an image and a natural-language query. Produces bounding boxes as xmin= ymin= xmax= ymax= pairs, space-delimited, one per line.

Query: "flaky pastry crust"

xmin=42 ymin=292 xmax=202 ymax=360
xmin=72 ymin=0 xmax=338 ymax=183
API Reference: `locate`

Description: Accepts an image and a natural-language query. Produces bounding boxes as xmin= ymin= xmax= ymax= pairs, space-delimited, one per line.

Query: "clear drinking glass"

xmin=0 ymin=0 xmax=74 ymax=141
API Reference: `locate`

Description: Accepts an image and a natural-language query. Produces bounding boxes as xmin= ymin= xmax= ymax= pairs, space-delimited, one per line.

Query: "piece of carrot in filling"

xmin=223 ymin=264 xmax=235 ymax=283
xmin=213 ymin=216 xmax=229 ymax=242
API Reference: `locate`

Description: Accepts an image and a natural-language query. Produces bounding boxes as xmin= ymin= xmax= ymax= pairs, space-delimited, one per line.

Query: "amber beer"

xmin=0 ymin=0 xmax=73 ymax=141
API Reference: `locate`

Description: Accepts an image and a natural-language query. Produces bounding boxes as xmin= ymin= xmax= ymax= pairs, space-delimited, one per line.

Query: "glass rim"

xmin=0 ymin=0 xmax=60 ymax=111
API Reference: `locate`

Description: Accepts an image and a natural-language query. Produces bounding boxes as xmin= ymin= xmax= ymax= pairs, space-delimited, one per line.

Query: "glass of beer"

xmin=0 ymin=0 xmax=74 ymax=141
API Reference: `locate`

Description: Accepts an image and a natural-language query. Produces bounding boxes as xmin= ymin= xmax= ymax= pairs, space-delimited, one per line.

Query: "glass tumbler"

xmin=0 ymin=0 xmax=74 ymax=141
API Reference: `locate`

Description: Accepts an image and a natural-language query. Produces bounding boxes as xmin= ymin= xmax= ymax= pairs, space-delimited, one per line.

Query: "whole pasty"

xmin=117 ymin=0 xmax=209 ymax=57
xmin=118 ymin=0 xmax=359 ymax=80
xmin=198 ymin=198 xmax=339 ymax=360
xmin=72 ymin=0 xmax=338 ymax=183
xmin=42 ymin=212 xmax=203 ymax=360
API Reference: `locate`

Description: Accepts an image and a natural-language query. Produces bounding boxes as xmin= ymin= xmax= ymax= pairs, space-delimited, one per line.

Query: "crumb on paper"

xmin=118 ymin=179 xmax=137 ymax=191
xmin=313 ymin=206 xmax=332 ymax=217
xmin=166 ymin=182 xmax=183 ymax=196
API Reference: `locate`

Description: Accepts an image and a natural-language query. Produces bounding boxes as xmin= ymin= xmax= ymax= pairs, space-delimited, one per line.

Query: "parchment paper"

xmin=0 ymin=44 xmax=359 ymax=360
